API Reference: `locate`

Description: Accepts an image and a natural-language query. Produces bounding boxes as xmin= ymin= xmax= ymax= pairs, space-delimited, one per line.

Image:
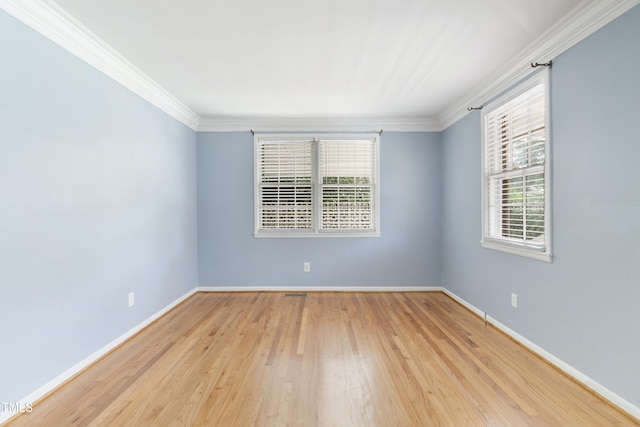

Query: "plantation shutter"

xmin=258 ymin=140 xmax=314 ymax=231
xmin=319 ymin=139 xmax=376 ymax=231
xmin=484 ymin=82 xmax=546 ymax=249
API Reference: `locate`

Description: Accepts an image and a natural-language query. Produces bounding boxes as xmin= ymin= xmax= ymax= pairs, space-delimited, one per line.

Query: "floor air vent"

xmin=284 ymin=293 xmax=308 ymax=298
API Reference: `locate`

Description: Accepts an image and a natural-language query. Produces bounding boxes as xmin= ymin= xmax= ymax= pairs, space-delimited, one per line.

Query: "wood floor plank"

xmin=5 ymin=291 xmax=639 ymax=426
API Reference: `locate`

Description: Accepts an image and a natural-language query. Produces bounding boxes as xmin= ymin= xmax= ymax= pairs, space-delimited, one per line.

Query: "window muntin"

xmin=482 ymin=71 xmax=551 ymax=261
xmin=255 ymin=134 xmax=379 ymax=237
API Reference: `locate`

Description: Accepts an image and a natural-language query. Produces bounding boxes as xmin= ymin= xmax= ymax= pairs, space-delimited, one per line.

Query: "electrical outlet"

xmin=128 ymin=292 xmax=135 ymax=307
xmin=303 ymin=262 xmax=311 ymax=272
xmin=511 ymin=293 xmax=518 ymax=308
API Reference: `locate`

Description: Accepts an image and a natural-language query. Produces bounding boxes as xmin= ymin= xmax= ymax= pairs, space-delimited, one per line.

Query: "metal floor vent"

xmin=284 ymin=293 xmax=308 ymax=298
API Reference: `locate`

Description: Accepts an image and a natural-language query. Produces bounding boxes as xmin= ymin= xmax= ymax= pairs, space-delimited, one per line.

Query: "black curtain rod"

xmin=250 ymin=129 xmax=383 ymax=135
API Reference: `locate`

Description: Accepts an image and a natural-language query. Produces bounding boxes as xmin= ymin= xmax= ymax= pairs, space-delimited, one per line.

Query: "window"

xmin=481 ymin=70 xmax=551 ymax=262
xmin=255 ymin=134 xmax=380 ymax=237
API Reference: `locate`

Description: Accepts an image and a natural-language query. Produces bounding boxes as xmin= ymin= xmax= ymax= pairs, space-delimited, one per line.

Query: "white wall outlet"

xmin=303 ymin=262 xmax=311 ymax=272
xmin=128 ymin=292 xmax=135 ymax=307
xmin=511 ymin=293 xmax=518 ymax=308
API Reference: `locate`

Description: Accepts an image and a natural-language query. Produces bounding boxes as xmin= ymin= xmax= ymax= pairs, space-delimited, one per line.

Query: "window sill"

xmin=255 ymin=231 xmax=381 ymax=238
xmin=481 ymin=239 xmax=552 ymax=262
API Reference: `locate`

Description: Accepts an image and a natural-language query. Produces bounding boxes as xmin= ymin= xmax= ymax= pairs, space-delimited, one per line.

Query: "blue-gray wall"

xmin=197 ymin=131 xmax=442 ymax=287
xmin=0 ymin=10 xmax=198 ymax=403
xmin=441 ymin=5 xmax=640 ymax=408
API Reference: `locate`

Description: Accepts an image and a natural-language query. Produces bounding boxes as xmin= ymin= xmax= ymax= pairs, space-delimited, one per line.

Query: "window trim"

xmin=254 ymin=133 xmax=381 ymax=238
xmin=481 ymin=70 xmax=552 ymax=262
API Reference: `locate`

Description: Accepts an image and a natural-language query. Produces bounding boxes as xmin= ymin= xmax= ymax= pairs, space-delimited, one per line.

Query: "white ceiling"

xmin=12 ymin=0 xmax=634 ymax=130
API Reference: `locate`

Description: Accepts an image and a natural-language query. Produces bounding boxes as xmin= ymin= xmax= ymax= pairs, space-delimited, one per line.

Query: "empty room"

xmin=1 ymin=0 xmax=639 ymax=425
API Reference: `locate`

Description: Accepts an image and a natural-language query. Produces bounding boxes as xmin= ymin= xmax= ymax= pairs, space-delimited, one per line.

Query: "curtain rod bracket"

xmin=531 ymin=61 xmax=552 ymax=68
xmin=467 ymin=106 xmax=483 ymax=111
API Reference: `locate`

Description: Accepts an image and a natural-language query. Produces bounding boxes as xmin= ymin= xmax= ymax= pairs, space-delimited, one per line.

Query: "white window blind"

xmin=319 ymin=140 xmax=376 ymax=230
xmin=482 ymin=71 xmax=551 ymax=261
xmin=255 ymin=134 xmax=379 ymax=237
xmin=258 ymin=140 xmax=314 ymax=231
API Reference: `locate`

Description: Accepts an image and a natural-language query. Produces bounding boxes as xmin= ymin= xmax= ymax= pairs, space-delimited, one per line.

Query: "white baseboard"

xmin=196 ymin=285 xmax=444 ymax=293
xmin=441 ymin=289 xmax=640 ymax=421
xmin=0 ymin=288 xmax=198 ymax=425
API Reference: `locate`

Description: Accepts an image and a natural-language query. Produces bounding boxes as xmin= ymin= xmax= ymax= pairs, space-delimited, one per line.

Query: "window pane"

xmin=525 ymin=173 xmax=545 ymax=241
xmin=322 ymin=186 xmax=372 ymax=229
xmin=502 ymin=177 xmax=524 ymax=239
xmin=260 ymin=185 xmax=312 ymax=229
xmin=319 ymin=140 xmax=374 ymax=185
xmin=260 ymin=142 xmax=312 ymax=184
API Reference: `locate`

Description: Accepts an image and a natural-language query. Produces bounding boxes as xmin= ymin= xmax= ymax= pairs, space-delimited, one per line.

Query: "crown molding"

xmin=198 ymin=116 xmax=440 ymax=132
xmin=0 ymin=0 xmax=201 ymax=130
xmin=438 ymin=0 xmax=640 ymax=131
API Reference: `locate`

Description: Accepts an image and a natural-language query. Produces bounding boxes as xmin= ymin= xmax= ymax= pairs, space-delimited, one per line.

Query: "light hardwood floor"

xmin=6 ymin=292 xmax=639 ymax=426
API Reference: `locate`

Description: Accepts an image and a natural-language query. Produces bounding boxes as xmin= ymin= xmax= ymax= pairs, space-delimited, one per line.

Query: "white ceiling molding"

xmin=438 ymin=0 xmax=640 ymax=131
xmin=0 ymin=0 xmax=201 ymax=130
xmin=2 ymin=0 xmax=638 ymax=133
xmin=198 ymin=117 xmax=440 ymax=133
